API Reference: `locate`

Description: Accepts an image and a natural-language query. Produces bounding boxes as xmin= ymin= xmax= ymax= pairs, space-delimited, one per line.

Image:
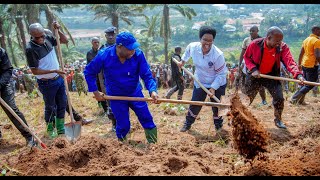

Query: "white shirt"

xmin=36 ymin=48 xmax=59 ymax=79
xmin=181 ymin=42 xmax=227 ymax=90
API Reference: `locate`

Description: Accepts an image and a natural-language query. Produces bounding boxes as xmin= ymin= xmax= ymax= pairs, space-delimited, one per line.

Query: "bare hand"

xmin=298 ymin=65 xmax=302 ymax=71
xmin=93 ymin=91 xmax=105 ymax=101
xmin=53 ymin=21 xmax=60 ymax=30
xmin=55 ymin=69 xmax=66 ymax=76
xmin=151 ymin=91 xmax=159 ymax=104
xmin=298 ymin=75 xmax=305 ymax=85
xmin=209 ymin=88 xmax=215 ymax=98
xmin=177 ymin=61 xmax=183 ymax=68
xmin=251 ymin=70 xmax=260 ymax=78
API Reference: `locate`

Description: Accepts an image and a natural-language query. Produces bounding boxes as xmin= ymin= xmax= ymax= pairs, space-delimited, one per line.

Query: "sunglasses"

xmin=33 ymin=34 xmax=46 ymax=40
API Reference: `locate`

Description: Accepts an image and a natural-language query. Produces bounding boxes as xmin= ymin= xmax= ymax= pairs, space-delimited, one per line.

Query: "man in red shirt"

xmin=244 ymin=26 xmax=304 ymax=129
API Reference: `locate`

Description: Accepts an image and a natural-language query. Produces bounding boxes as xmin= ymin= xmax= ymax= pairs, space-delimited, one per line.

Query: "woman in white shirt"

xmin=177 ymin=26 xmax=228 ymax=132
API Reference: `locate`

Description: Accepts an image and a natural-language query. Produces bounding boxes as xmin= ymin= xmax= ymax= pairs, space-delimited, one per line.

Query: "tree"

xmin=159 ymin=4 xmax=197 ymax=64
xmin=85 ymin=4 xmax=146 ymax=34
xmin=0 ymin=4 xmax=9 ymax=49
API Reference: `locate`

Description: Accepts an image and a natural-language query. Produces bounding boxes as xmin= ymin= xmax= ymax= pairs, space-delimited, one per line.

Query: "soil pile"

xmin=228 ymin=94 xmax=269 ymax=160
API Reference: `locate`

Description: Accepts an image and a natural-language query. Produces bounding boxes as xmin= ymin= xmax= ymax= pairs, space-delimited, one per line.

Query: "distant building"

xmin=223 ymin=24 xmax=236 ymax=32
xmin=241 ymin=18 xmax=264 ymax=31
xmin=212 ymin=4 xmax=228 ymax=11
xmin=192 ymin=21 xmax=206 ymax=30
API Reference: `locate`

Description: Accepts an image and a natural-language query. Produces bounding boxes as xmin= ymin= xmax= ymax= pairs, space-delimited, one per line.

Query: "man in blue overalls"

xmin=84 ymin=32 xmax=159 ymax=143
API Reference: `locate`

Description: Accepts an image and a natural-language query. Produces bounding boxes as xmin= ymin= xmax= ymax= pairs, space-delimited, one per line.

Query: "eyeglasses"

xmin=33 ymin=35 xmax=46 ymax=40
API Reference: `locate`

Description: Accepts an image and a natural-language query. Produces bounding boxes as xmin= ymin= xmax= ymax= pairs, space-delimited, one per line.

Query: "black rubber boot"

xmin=214 ymin=116 xmax=224 ymax=130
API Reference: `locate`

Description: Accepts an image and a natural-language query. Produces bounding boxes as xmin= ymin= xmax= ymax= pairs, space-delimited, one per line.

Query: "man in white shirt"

xmin=177 ymin=26 xmax=228 ymax=132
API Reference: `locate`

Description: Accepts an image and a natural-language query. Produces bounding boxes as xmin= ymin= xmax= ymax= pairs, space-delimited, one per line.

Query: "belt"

xmin=39 ymin=75 xmax=59 ymax=81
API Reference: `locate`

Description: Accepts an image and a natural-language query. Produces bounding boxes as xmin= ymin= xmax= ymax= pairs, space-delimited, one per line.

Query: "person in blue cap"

xmin=84 ymin=32 xmax=159 ymax=143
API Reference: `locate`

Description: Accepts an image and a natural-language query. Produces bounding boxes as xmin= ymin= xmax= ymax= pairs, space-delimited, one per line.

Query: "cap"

xmin=116 ymin=32 xmax=140 ymax=50
xmin=104 ymin=26 xmax=117 ymax=34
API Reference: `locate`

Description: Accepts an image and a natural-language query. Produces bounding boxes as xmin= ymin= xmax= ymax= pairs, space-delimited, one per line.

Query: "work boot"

xmin=274 ymin=119 xmax=287 ymax=129
xmin=55 ymin=118 xmax=65 ymax=135
xmin=180 ymin=123 xmax=191 ymax=132
xmin=46 ymin=122 xmax=57 ymax=139
xmin=144 ymin=127 xmax=157 ymax=144
xmin=214 ymin=116 xmax=224 ymax=130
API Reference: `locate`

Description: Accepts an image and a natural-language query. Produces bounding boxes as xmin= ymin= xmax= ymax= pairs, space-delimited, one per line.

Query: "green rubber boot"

xmin=55 ymin=118 xmax=65 ymax=135
xmin=144 ymin=127 xmax=158 ymax=144
xmin=46 ymin=122 xmax=57 ymax=139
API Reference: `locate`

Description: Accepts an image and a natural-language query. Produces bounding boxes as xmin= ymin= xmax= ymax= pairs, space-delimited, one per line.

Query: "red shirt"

xmin=259 ymin=41 xmax=276 ymax=74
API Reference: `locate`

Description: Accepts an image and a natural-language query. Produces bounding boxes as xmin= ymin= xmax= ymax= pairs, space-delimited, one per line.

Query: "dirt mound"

xmin=296 ymin=123 xmax=320 ymax=139
xmin=227 ymin=94 xmax=269 ymax=160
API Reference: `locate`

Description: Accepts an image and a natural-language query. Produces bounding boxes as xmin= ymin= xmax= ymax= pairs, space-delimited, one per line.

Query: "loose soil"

xmin=1 ymin=88 xmax=320 ymax=176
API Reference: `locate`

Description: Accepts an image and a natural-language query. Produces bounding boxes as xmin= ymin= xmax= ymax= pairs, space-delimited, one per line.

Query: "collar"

xmin=310 ymin=34 xmax=319 ymax=39
xmin=251 ymin=35 xmax=261 ymax=41
xmin=30 ymin=40 xmax=43 ymax=47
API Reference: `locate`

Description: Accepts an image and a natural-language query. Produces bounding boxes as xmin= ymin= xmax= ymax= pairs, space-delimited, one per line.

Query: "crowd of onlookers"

xmin=150 ymin=63 xmax=194 ymax=90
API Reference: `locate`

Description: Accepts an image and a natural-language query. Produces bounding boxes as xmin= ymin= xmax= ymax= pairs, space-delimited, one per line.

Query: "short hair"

xmin=312 ymin=26 xmax=320 ymax=33
xmin=199 ymin=26 xmax=216 ymax=39
xmin=174 ymin=46 xmax=181 ymax=52
xmin=250 ymin=25 xmax=259 ymax=32
xmin=91 ymin=37 xmax=100 ymax=42
xmin=29 ymin=23 xmax=44 ymax=34
xmin=266 ymin=26 xmax=283 ymax=37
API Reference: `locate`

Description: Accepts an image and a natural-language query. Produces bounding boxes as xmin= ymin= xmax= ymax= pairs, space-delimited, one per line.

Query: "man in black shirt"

xmin=0 ymin=47 xmax=35 ymax=147
xmin=164 ymin=47 xmax=185 ymax=100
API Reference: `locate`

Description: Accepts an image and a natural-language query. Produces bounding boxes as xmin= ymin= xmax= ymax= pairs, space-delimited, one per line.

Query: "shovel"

xmin=260 ymin=74 xmax=320 ymax=86
xmin=54 ymin=28 xmax=81 ymax=143
xmin=102 ymin=94 xmax=231 ymax=108
xmin=172 ymin=57 xmax=221 ymax=103
xmin=0 ymin=96 xmax=47 ymax=149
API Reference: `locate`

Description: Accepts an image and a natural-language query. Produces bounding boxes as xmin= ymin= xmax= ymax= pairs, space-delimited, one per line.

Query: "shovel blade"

xmin=65 ymin=121 xmax=82 ymax=142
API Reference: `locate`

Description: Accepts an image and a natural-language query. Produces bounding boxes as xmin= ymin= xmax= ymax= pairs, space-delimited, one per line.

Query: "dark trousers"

xmin=291 ymin=66 xmax=319 ymax=103
xmin=37 ymin=76 xmax=67 ymax=123
xmin=0 ymin=83 xmax=32 ymax=139
xmin=244 ymin=74 xmax=284 ymax=120
xmin=185 ymin=84 xmax=227 ymax=127
xmin=65 ymin=99 xmax=82 ymax=121
xmin=96 ymin=76 xmax=115 ymax=121
xmin=239 ymin=70 xmax=266 ymax=101
xmin=165 ymin=78 xmax=184 ymax=99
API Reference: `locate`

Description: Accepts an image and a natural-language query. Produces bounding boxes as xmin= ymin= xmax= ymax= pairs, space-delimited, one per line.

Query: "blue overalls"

xmin=84 ymin=45 xmax=157 ymax=140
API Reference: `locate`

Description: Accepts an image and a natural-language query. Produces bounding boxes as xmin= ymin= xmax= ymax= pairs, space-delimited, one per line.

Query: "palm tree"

xmin=40 ymin=4 xmax=78 ymax=46
xmin=140 ymin=13 xmax=160 ymax=60
xmin=86 ymin=4 xmax=146 ymax=34
xmin=0 ymin=4 xmax=10 ymax=48
xmin=155 ymin=4 xmax=197 ymax=64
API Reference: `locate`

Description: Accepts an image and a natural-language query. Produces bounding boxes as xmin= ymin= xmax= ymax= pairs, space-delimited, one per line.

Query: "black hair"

xmin=199 ymin=26 xmax=216 ymax=39
xmin=175 ymin=46 xmax=181 ymax=53
xmin=312 ymin=26 xmax=320 ymax=33
xmin=250 ymin=25 xmax=259 ymax=32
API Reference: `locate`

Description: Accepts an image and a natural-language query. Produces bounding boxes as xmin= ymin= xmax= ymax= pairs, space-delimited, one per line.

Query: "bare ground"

xmin=0 ymin=88 xmax=320 ymax=176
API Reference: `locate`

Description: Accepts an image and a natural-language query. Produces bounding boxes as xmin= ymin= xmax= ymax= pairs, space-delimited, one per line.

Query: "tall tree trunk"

xmin=7 ymin=36 xmax=18 ymax=67
xmin=0 ymin=18 xmax=6 ymax=49
xmin=15 ymin=17 xmax=27 ymax=55
xmin=44 ymin=5 xmax=55 ymax=31
xmin=163 ymin=4 xmax=170 ymax=65
xmin=25 ymin=4 xmax=40 ymax=25
xmin=112 ymin=14 xmax=119 ymax=34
